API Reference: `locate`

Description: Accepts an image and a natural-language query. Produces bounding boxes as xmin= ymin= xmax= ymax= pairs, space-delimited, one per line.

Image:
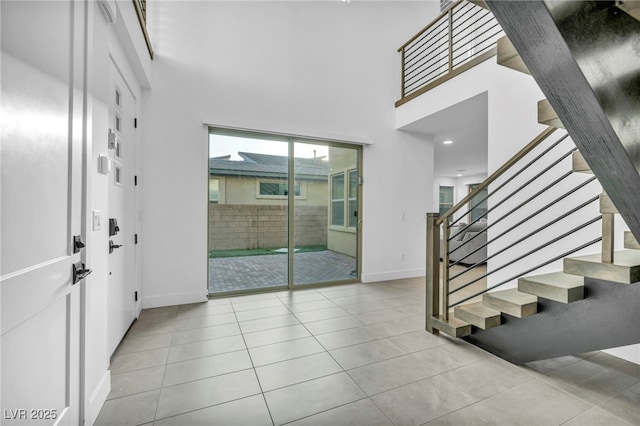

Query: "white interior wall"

xmin=140 ymin=1 xmax=439 ymax=306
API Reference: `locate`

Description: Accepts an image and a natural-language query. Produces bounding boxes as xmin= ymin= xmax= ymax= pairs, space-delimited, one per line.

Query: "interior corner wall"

xmin=140 ymin=1 xmax=439 ymax=304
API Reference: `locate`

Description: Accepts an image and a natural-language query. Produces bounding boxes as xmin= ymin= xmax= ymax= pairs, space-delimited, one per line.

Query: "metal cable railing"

xmin=426 ymin=128 xmax=603 ymax=332
xmin=397 ymin=0 xmax=504 ymax=106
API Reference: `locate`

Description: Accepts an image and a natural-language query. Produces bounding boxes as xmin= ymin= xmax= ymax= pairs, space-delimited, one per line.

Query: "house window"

xmin=209 ymin=178 xmax=219 ymax=203
xmin=331 ymin=169 xmax=358 ymax=229
xmin=258 ymin=180 xmax=301 ymax=198
xmin=331 ymin=173 xmax=345 ymax=227
xmin=439 ymin=186 xmax=454 ymax=216
xmin=468 ymin=183 xmax=488 ymax=222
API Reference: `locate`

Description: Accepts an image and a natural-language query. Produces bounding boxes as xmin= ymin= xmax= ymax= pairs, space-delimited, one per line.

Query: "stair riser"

xmin=482 ymin=297 xmax=537 ymax=318
xmin=518 ymin=280 xmax=584 ymax=304
xmin=600 ymin=193 xmax=618 ymax=214
xmin=572 ymin=151 xmax=592 ymax=174
xmin=564 ymin=258 xmax=640 ymax=284
xmin=538 ymin=99 xmax=564 ymax=129
xmin=454 ymin=307 xmax=501 ymax=330
xmin=625 ymin=231 xmax=640 ymax=250
xmin=496 ymin=36 xmax=530 ymax=74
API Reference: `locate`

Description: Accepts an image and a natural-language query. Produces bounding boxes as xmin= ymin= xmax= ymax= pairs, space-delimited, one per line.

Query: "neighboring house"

xmin=208 ymin=151 xmax=358 ymax=257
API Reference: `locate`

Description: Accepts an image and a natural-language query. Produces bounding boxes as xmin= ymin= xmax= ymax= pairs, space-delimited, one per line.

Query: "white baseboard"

xmin=142 ymin=291 xmax=208 ymax=309
xmin=361 ymin=268 xmax=425 ymax=283
xmin=87 ymin=370 xmax=110 ymax=425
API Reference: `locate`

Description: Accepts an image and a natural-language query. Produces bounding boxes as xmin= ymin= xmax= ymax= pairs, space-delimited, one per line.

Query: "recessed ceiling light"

xmin=443 ymin=140 xmax=454 ymax=145
xmin=457 ymin=173 xmax=463 ymax=177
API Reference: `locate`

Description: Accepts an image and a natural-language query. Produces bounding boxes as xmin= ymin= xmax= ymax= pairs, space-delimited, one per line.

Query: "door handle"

xmin=109 ymin=240 xmax=123 ymax=254
xmin=72 ymin=262 xmax=92 ymax=284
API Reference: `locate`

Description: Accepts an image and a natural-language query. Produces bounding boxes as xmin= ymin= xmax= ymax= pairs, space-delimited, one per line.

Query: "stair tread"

xmin=455 ymin=302 xmax=501 ymax=318
xmin=483 ymin=288 xmax=538 ymax=318
xmin=600 ymin=192 xmax=618 ymax=214
xmin=572 ymin=151 xmax=592 ymax=174
xmin=496 ymin=36 xmax=530 ymax=74
xmin=538 ymin=99 xmax=564 ymax=129
xmin=484 ymin=288 xmax=537 ymax=305
xmin=564 ymin=250 xmax=640 ymax=284
xmin=566 ymin=250 xmax=640 ymax=268
xmin=520 ymin=271 xmax=584 ymax=289
xmin=431 ymin=315 xmax=472 ymax=338
xmin=454 ymin=302 xmax=501 ymax=330
xmin=519 ymin=272 xmax=584 ymax=303
xmin=624 ymin=231 xmax=640 ymax=250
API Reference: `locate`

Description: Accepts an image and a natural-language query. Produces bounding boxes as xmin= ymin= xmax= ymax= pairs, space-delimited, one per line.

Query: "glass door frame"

xmin=208 ymin=126 xmax=363 ymax=297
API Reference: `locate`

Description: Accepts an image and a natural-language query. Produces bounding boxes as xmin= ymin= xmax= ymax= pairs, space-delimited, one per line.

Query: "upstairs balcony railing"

xmin=396 ymin=0 xmax=503 ymax=107
xmin=133 ymin=0 xmax=154 ymax=58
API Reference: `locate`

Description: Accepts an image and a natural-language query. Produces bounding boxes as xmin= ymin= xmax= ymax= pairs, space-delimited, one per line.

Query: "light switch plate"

xmin=93 ymin=210 xmax=102 ymax=231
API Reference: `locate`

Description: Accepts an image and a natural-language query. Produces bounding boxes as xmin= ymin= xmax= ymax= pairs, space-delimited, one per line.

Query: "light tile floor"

xmin=96 ymin=277 xmax=640 ymax=425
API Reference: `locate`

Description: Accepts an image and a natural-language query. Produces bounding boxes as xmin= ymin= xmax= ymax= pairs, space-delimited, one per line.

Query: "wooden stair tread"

xmin=431 ymin=315 xmax=472 ymax=338
xmin=518 ymin=272 xmax=584 ymax=303
xmin=483 ymin=288 xmax=537 ymax=318
xmin=624 ymin=231 xmax=640 ymax=250
xmin=616 ymin=0 xmax=640 ymax=22
xmin=496 ymin=36 xmax=530 ymax=74
xmin=572 ymin=151 xmax=592 ymax=174
xmin=538 ymin=99 xmax=564 ymax=129
xmin=600 ymin=192 xmax=618 ymax=214
xmin=564 ymin=250 xmax=640 ymax=284
xmin=454 ymin=302 xmax=501 ymax=330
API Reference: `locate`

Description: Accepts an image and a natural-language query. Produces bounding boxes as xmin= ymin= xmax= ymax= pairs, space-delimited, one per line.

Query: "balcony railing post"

xmin=426 ymin=213 xmax=440 ymax=334
xmin=442 ymin=219 xmax=450 ymax=320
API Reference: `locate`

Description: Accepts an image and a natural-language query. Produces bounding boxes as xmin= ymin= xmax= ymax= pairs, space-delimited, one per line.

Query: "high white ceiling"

xmin=399 ymin=92 xmax=488 ymax=178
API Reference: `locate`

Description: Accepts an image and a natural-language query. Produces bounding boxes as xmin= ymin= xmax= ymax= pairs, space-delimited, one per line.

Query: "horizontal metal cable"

xmin=404 ymin=17 xmax=450 ymax=59
xmin=448 ymin=237 xmax=602 ymax=307
xmin=405 ymin=45 xmax=450 ymax=81
xmin=405 ymin=36 xmax=450 ymax=72
xmin=405 ymin=69 xmax=449 ymax=94
xmin=405 ymin=61 xmax=450 ymax=91
xmin=449 ymin=170 xmax=580 ymax=256
xmin=449 ymin=134 xmax=569 ymax=228
xmin=451 ymin=10 xmax=493 ymax=44
xmin=451 ymin=26 xmax=502 ymax=66
xmin=449 ymin=215 xmax=601 ymax=295
xmin=449 ymin=147 xmax=577 ymax=244
xmin=449 ymin=210 xmax=601 ymax=280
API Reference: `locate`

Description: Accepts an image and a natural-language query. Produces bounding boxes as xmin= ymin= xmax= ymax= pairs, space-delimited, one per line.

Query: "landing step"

xmin=600 ymin=192 xmax=618 ymax=214
xmin=564 ymin=250 xmax=640 ymax=284
xmin=616 ymin=0 xmax=640 ymax=22
xmin=483 ymin=288 xmax=537 ymax=318
xmin=454 ymin=302 xmax=501 ymax=330
xmin=431 ymin=315 xmax=472 ymax=338
xmin=518 ymin=272 xmax=584 ymax=303
xmin=496 ymin=36 xmax=529 ymax=74
xmin=624 ymin=231 xmax=640 ymax=250
xmin=538 ymin=99 xmax=564 ymax=129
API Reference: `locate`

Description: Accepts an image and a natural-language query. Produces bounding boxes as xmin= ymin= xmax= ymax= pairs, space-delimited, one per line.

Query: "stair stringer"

xmin=485 ymin=0 xmax=640 ymax=247
xmin=462 ymin=277 xmax=640 ymax=364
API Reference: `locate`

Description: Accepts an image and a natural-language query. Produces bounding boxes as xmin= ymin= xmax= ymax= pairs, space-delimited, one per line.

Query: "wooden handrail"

xmin=436 ymin=126 xmax=557 ymax=226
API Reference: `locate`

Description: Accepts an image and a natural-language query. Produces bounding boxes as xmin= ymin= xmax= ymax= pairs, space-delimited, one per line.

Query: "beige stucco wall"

xmin=327 ymin=146 xmax=358 ymax=257
xmin=210 ymin=175 xmax=327 ymax=206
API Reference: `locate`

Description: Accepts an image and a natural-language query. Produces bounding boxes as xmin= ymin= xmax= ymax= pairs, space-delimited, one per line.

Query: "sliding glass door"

xmin=208 ymin=129 xmax=361 ymax=296
xmin=293 ymin=143 xmax=358 ymax=286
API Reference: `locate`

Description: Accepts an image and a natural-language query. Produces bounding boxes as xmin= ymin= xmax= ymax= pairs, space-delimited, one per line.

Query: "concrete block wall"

xmin=209 ymin=204 xmax=327 ymax=250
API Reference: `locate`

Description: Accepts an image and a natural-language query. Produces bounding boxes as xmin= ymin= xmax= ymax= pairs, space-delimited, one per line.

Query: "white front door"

xmin=107 ymin=63 xmax=137 ymax=356
xmin=1 ymin=1 xmax=87 ymax=424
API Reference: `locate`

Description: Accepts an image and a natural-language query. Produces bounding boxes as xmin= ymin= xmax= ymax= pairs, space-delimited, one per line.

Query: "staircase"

xmin=427 ymin=0 xmax=640 ymax=363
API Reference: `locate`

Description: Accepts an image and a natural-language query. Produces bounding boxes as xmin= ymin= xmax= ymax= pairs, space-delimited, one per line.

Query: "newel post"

xmin=426 ymin=213 xmax=440 ymax=335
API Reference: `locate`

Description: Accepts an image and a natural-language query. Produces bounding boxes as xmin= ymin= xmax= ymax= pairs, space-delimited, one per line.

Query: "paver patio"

xmin=209 ymin=250 xmax=357 ymax=294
